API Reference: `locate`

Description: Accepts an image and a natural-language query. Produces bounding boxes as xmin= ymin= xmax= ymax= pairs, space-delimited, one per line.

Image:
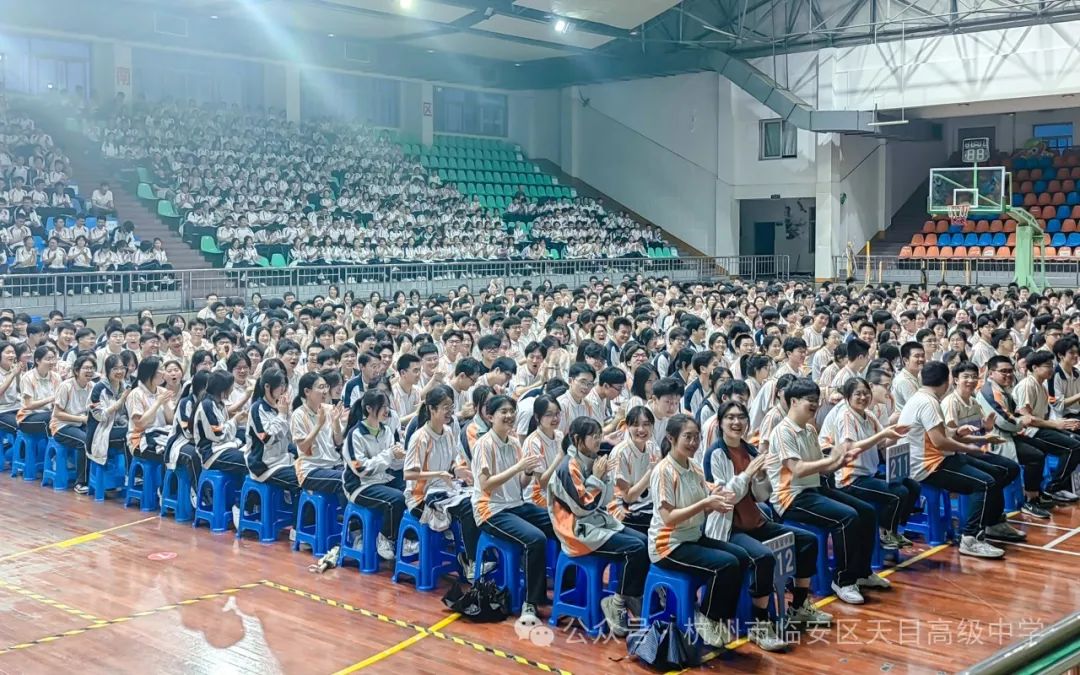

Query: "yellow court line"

xmin=331 ymin=613 xmax=461 ymax=674
xmin=0 ymin=579 xmax=106 ymax=624
xmin=666 ymin=542 xmax=954 ymax=674
xmin=0 ymin=516 xmax=158 ymax=563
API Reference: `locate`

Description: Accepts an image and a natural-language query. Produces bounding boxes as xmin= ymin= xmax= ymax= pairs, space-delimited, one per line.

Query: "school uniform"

xmin=0 ymin=366 xmax=20 ymax=434
xmin=126 ymin=384 xmax=171 ymax=462
xmin=1013 ymin=374 xmax=1080 ymax=495
xmin=246 ymin=397 xmax=299 ymax=490
xmin=405 ymin=423 xmax=479 ymax=559
xmin=290 ymin=403 xmax=344 ymax=496
xmin=193 ymin=397 xmax=247 ymax=477
xmin=83 ymin=380 xmax=129 ymax=486
xmin=521 ymin=428 xmax=563 ymax=508
xmin=471 ymin=430 xmax=555 ymax=608
xmin=52 ymin=378 xmax=92 ymax=451
xmin=344 ymin=420 xmax=405 ymax=541
xmin=18 ymin=368 xmax=62 ymax=435
xmin=608 ymin=434 xmax=660 ymax=532
xmin=767 ymin=416 xmax=876 ymax=588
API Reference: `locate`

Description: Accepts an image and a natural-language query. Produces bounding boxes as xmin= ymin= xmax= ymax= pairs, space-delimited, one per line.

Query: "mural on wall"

xmin=783 ymin=200 xmax=810 ymax=240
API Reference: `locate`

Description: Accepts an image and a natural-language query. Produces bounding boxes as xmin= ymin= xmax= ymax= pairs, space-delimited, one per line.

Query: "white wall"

xmin=508 ymin=89 xmax=561 ymax=163
xmin=885 ymin=139 xmax=947 ymax=219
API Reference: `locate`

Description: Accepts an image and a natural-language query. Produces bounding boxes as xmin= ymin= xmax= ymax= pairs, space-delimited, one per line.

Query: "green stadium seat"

xmin=257 ymin=256 xmax=270 ymax=268
xmin=200 ymin=236 xmax=222 ymax=255
xmin=158 ymin=200 xmax=179 ymax=218
xmin=270 ymin=253 xmax=288 ymax=268
xmin=136 ymin=183 xmax=155 ymax=200
xmin=137 ymin=167 xmax=153 ymax=184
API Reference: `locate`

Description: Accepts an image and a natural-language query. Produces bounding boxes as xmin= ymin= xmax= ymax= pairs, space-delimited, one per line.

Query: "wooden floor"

xmin=0 ymin=477 xmax=1077 ymax=675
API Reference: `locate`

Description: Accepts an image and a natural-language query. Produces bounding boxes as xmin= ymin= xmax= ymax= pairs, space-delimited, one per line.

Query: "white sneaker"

xmin=376 ymin=533 xmax=396 ymax=561
xmin=857 ymin=573 xmax=892 ymax=590
xmin=960 ymin=534 xmax=1005 ymax=559
xmin=232 ymin=505 xmax=241 ymax=530
xmin=693 ymin=611 xmax=734 ymax=648
xmin=82 ymin=287 xmax=91 ymax=295
xmin=520 ymin=602 xmax=539 ymax=624
xmin=403 ymin=539 xmax=420 ymax=556
xmin=831 ymin=582 xmax=865 ymax=604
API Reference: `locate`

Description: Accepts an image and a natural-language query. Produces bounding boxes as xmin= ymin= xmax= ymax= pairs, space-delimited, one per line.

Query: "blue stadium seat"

xmin=1014 ymin=157 xmax=1029 ymax=169
xmin=1013 ymin=193 xmax=1025 ymax=207
xmin=1068 ymin=233 xmax=1080 ymax=248
xmin=86 ymin=216 xmax=97 ymax=229
xmin=1039 ymin=156 xmax=1053 ymax=169
xmin=1052 ymin=232 xmax=1067 ymax=248
xmin=948 ymin=225 xmax=963 ymax=235
xmin=977 ymin=233 xmax=993 ymax=247
xmin=1048 ymin=219 xmax=1062 ymax=233
xmin=1057 ymin=205 xmax=1071 ymax=220
xmin=964 ymin=233 xmax=979 ymax=247
xmin=1035 ymin=180 xmax=1048 ymax=193
xmin=1070 ymin=192 xmax=1080 ymax=205
xmin=991 ymin=233 xmax=1007 ymax=247
xmin=938 ymin=233 xmax=953 ymax=247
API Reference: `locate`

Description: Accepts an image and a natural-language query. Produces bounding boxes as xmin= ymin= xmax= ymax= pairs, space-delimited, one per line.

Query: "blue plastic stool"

xmin=546 ymin=537 xmax=560 ymax=578
xmin=89 ymin=451 xmax=127 ymax=501
xmin=11 ymin=431 xmax=46 ymax=480
xmin=192 ymin=470 xmax=240 ymax=533
xmin=124 ymin=457 xmax=165 ymax=511
xmin=904 ymin=484 xmax=953 ymax=545
xmin=160 ymin=468 xmax=194 ymax=522
xmin=0 ymin=428 xmax=16 ymax=471
xmin=474 ymin=531 xmax=526 ymax=612
xmin=548 ymin=553 xmax=622 ymax=637
xmin=392 ymin=512 xmax=463 ymax=591
xmin=337 ymin=503 xmax=383 ymax=573
xmin=784 ymin=522 xmax=832 ymax=597
xmin=735 ymin=570 xmax=779 ymax=636
xmin=41 ymin=439 xmax=76 ymax=490
xmin=1004 ymin=472 xmax=1024 ymax=512
xmin=641 ymin=566 xmax=707 ymax=633
xmin=292 ymin=491 xmax=341 ymax=557
xmin=236 ymin=477 xmax=294 ymax=543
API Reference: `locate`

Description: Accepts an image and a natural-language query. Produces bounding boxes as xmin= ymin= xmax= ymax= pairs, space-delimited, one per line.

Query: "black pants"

xmin=621 ymin=510 xmax=652 ymax=535
xmin=844 ymin=475 xmax=921 ymax=532
xmin=782 ymin=486 xmax=876 ymax=586
xmin=18 ymin=411 xmax=51 ymax=436
xmin=589 ymin=527 xmax=649 ymax=598
xmin=1012 ymin=436 xmax=1046 ymax=493
xmin=655 ymin=537 xmax=747 ymax=623
xmin=0 ymin=411 xmax=17 ymax=434
xmin=352 ymin=475 xmax=406 ymax=541
xmin=1025 ymin=428 xmax=1080 ymax=493
xmin=921 ymin=452 xmax=1017 ymax=536
xmin=481 ymin=503 xmax=555 ymax=607
xmin=411 ymin=500 xmax=480 ymax=563
xmin=76 ymin=425 xmax=128 ymax=485
xmin=730 ymin=520 xmax=818 ymax=597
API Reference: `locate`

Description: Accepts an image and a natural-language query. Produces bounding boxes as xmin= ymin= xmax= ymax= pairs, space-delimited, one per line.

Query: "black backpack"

xmin=441 ymin=580 xmax=511 ymax=623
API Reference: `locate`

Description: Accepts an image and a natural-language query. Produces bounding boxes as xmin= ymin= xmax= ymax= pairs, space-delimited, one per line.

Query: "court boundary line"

xmin=260 ymin=580 xmax=574 ymax=675
xmin=0 ymin=516 xmax=158 ymax=564
xmin=0 ymin=581 xmax=263 ymax=657
xmin=1042 ymin=526 xmax=1080 ymax=550
xmin=330 ymin=613 xmax=461 ymax=674
xmin=1010 ymin=541 xmax=1080 ymax=557
xmin=0 ymin=579 xmax=105 ymax=624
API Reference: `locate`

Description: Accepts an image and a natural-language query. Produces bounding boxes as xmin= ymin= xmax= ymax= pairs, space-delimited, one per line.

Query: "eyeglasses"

xmin=722 ymin=414 xmax=748 ymax=422
xmin=993 ymin=369 xmax=1015 ymax=376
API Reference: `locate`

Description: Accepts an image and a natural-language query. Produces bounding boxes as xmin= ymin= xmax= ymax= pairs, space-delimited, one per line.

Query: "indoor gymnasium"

xmin=0 ymin=0 xmax=1079 ymax=673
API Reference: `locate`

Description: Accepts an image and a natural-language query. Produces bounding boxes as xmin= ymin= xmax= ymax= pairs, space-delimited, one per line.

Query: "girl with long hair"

xmin=127 ymin=356 xmax=176 ymax=462
xmin=608 ymin=405 xmax=660 ymax=533
xmin=521 ymin=395 xmax=563 ymax=507
xmin=79 ymin=354 xmax=131 ymax=494
xmin=245 ymin=368 xmax=300 ymax=492
xmin=290 ymin=372 xmax=346 ymax=496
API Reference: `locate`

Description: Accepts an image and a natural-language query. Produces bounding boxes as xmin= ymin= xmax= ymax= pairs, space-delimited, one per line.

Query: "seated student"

xmin=681 ymin=350 xmax=718 ymax=417
xmin=647 ymin=377 xmax=684 ymax=448
xmin=1050 ymin=337 xmax=1080 ymax=420
xmin=164 ymin=370 xmax=210 ymax=503
xmin=405 ymin=385 xmax=481 ymax=578
xmin=0 ymin=341 xmax=23 ymax=435
xmin=609 ymin=405 xmax=661 ymax=533
xmin=767 ymin=377 xmax=887 ymax=604
xmin=127 ymin=356 xmax=176 ymax=463
xmin=389 ymin=353 xmax=422 ymax=425
xmin=1013 ymin=350 xmax=1080 ymax=503
xmin=193 ymin=371 xmax=250 ymax=479
xmin=819 ymin=377 xmax=915 ymax=550
xmin=521 ymin=395 xmax=563 ymax=508
xmin=344 ymin=389 xmax=416 ymax=560
xmin=751 ymin=373 xmax=797 ymax=452
xmin=245 ymin=368 xmax=300 ymax=491
xmin=461 ymin=385 xmax=494 ymax=462
xmin=290 ymin=371 xmax=346 ymax=497
xmin=900 ymin=361 xmax=1019 ymax=559
xmin=703 ymin=401 xmax=832 ymax=649
xmin=78 ymin=354 xmax=131 ymax=494
xmin=18 ymin=345 xmax=62 ymax=436
xmin=548 ymin=415 xmax=649 ymax=638
xmin=471 ymin=395 xmax=555 ymax=624
xmin=649 ymin=413 xmax=743 ymax=647
xmin=557 ymin=363 xmax=598 ymax=434
xmin=699 ymin=379 xmax=751 ymax=454
xmin=739 ymin=356 xmax=772 ymax=416
xmin=51 ymin=354 xmax=96 ymax=456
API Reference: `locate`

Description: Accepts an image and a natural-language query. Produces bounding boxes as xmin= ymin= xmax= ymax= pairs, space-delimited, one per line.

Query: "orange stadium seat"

xmin=967 ymin=246 xmax=982 ymax=257
xmin=975 ymin=221 xmax=990 ymax=233
xmin=935 ymin=220 xmax=949 ymax=233
xmin=1024 ymin=193 xmax=1037 ymax=206
xmin=990 ymin=219 xmax=1003 ymax=232
xmin=899 ymin=246 xmax=913 ymax=259
xmin=1049 ymin=180 xmax=1062 ymax=192
xmin=1065 ymin=180 xmax=1076 ymax=192
xmin=961 ymin=219 xmax=975 ymax=233
xmin=1045 ymin=246 xmax=1058 ymax=258
xmin=1058 ymin=167 xmax=1070 ymax=178
xmin=924 ymin=233 xmax=937 ymax=246
xmin=1073 ymin=205 xmax=1080 ymax=219
xmin=1030 ymin=206 xmax=1044 ymax=217
xmin=1031 ymin=168 xmax=1044 ymax=180
xmin=1007 ymin=233 xmax=1016 ymax=247
xmin=953 ymin=245 xmax=968 ymax=257
xmin=1072 ymin=167 xmax=1080 ymax=179
xmin=1059 ymin=247 xmax=1072 ymax=258
xmin=996 ymin=247 xmax=1011 ymax=258
xmin=982 ymin=247 xmax=996 ymax=257
xmin=1005 ymin=220 xmax=1017 ymax=233
xmin=1020 ymin=180 xmax=1034 ymax=193
xmin=1017 ymin=170 xmax=1031 ymax=182
xmin=1038 ymin=193 xmax=1051 ymax=205
xmin=922 ymin=220 xmax=935 ymax=233
xmin=939 ymin=246 xmax=954 ymax=257
xmin=1068 ymin=156 xmax=1080 ymax=168
xmin=911 ymin=233 xmax=925 ymax=246
xmin=913 ymin=245 xmax=927 ymax=258
xmin=1053 ymin=192 xmax=1066 ymax=205
xmin=1064 ymin=219 xmax=1077 ymax=233
xmin=1054 ymin=157 xmax=1067 ymax=169
xmin=926 ymin=246 xmax=940 ymax=257
xmin=1038 ymin=219 xmax=1047 ymax=229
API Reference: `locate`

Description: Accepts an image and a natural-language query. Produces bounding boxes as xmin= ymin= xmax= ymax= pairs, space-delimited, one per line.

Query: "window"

xmin=299 ymin=72 xmax=400 ymax=127
xmin=434 ymin=86 xmax=507 ymax=137
xmin=1033 ymin=123 xmax=1073 ymax=151
xmin=760 ymin=119 xmax=797 ymax=159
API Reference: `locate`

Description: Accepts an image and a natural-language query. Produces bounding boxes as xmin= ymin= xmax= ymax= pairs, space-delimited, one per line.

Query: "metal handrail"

xmin=959 ymin=611 xmax=1080 ymax=675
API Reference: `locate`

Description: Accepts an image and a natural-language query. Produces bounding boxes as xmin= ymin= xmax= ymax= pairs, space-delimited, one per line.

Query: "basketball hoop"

xmin=947 ymin=203 xmax=970 ymax=227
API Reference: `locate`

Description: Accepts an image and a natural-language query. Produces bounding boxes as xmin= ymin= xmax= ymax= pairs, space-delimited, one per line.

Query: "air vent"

xmin=154 ymin=12 xmax=189 ymax=38
xmin=345 ymin=41 xmax=374 ymax=63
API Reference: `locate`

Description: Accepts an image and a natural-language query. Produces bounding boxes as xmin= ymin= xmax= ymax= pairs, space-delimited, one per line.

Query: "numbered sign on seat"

xmin=764 ymin=532 xmax=795 ymax=582
xmin=886 ymin=442 xmax=911 ymax=483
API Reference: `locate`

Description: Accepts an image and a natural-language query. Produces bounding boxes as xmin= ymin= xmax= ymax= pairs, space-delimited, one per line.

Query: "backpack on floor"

xmin=441 ymin=580 xmax=511 ymax=623
xmin=627 ymin=620 xmax=701 ymax=671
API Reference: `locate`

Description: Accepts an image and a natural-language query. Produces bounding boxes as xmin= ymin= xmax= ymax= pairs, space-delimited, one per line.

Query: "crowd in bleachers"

xmin=6 ymin=274 xmax=1079 ymax=656
xmin=84 ymin=99 xmax=671 ymax=270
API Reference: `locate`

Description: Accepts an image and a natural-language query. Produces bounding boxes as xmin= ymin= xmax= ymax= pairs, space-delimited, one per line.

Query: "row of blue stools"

xmin=1 ymin=426 xmax=1027 ymax=638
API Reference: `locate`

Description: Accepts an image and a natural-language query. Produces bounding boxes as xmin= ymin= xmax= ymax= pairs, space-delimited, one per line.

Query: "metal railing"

xmin=833 ymin=254 xmax=1080 ymax=287
xmin=0 ymin=255 xmax=790 ymax=317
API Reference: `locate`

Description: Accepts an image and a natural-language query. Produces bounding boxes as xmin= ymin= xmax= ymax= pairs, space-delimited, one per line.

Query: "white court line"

xmin=1009 ymin=541 xmax=1080 ymax=557
xmin=1043 ymin=526 xmax=1080 ymax=550
xmin=1007 ymin=517 xmax=1075 ymax=532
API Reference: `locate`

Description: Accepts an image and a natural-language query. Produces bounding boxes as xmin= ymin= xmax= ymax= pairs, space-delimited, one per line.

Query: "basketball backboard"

xmin=927 ymin=166 xmax=1009 ymax=215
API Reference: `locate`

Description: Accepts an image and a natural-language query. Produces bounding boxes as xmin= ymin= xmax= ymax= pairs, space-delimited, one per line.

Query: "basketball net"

xmin=947 ymin=202 xmax=970 ymax=227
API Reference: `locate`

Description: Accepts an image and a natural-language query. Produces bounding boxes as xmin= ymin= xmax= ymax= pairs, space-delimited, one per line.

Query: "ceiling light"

xmin=426 ymin=49 xmax=435 ymax=53
xmin=553 ymin=18 xmax=569 ymax=34
xmin=399 ymin=0 xmax=414 ymax=8
xmin=514 ymin=62 xmax=522 ymax=67
xmin=209 ymin=14 xmax=218 ymax=19
xmin=327 ymin=33 xmax=335 ymax=37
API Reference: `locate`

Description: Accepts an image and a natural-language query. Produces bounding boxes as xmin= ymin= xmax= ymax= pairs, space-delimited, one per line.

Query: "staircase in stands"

xmin=865 ymin=179 xmax=932 ymax=260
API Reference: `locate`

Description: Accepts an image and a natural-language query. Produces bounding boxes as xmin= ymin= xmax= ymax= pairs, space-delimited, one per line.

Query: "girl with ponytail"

xmin=608 ymin=405 xmax=659 ymax=533
xmin=548 ymin=415 xmax=649 ymax=638
xmin=648 ymin=414 xmax=745 ymax=649
xmin=244 ymin=368 xmax=299 ymax=492
xmin=521 ymin=395 xmax=562 ymax=507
